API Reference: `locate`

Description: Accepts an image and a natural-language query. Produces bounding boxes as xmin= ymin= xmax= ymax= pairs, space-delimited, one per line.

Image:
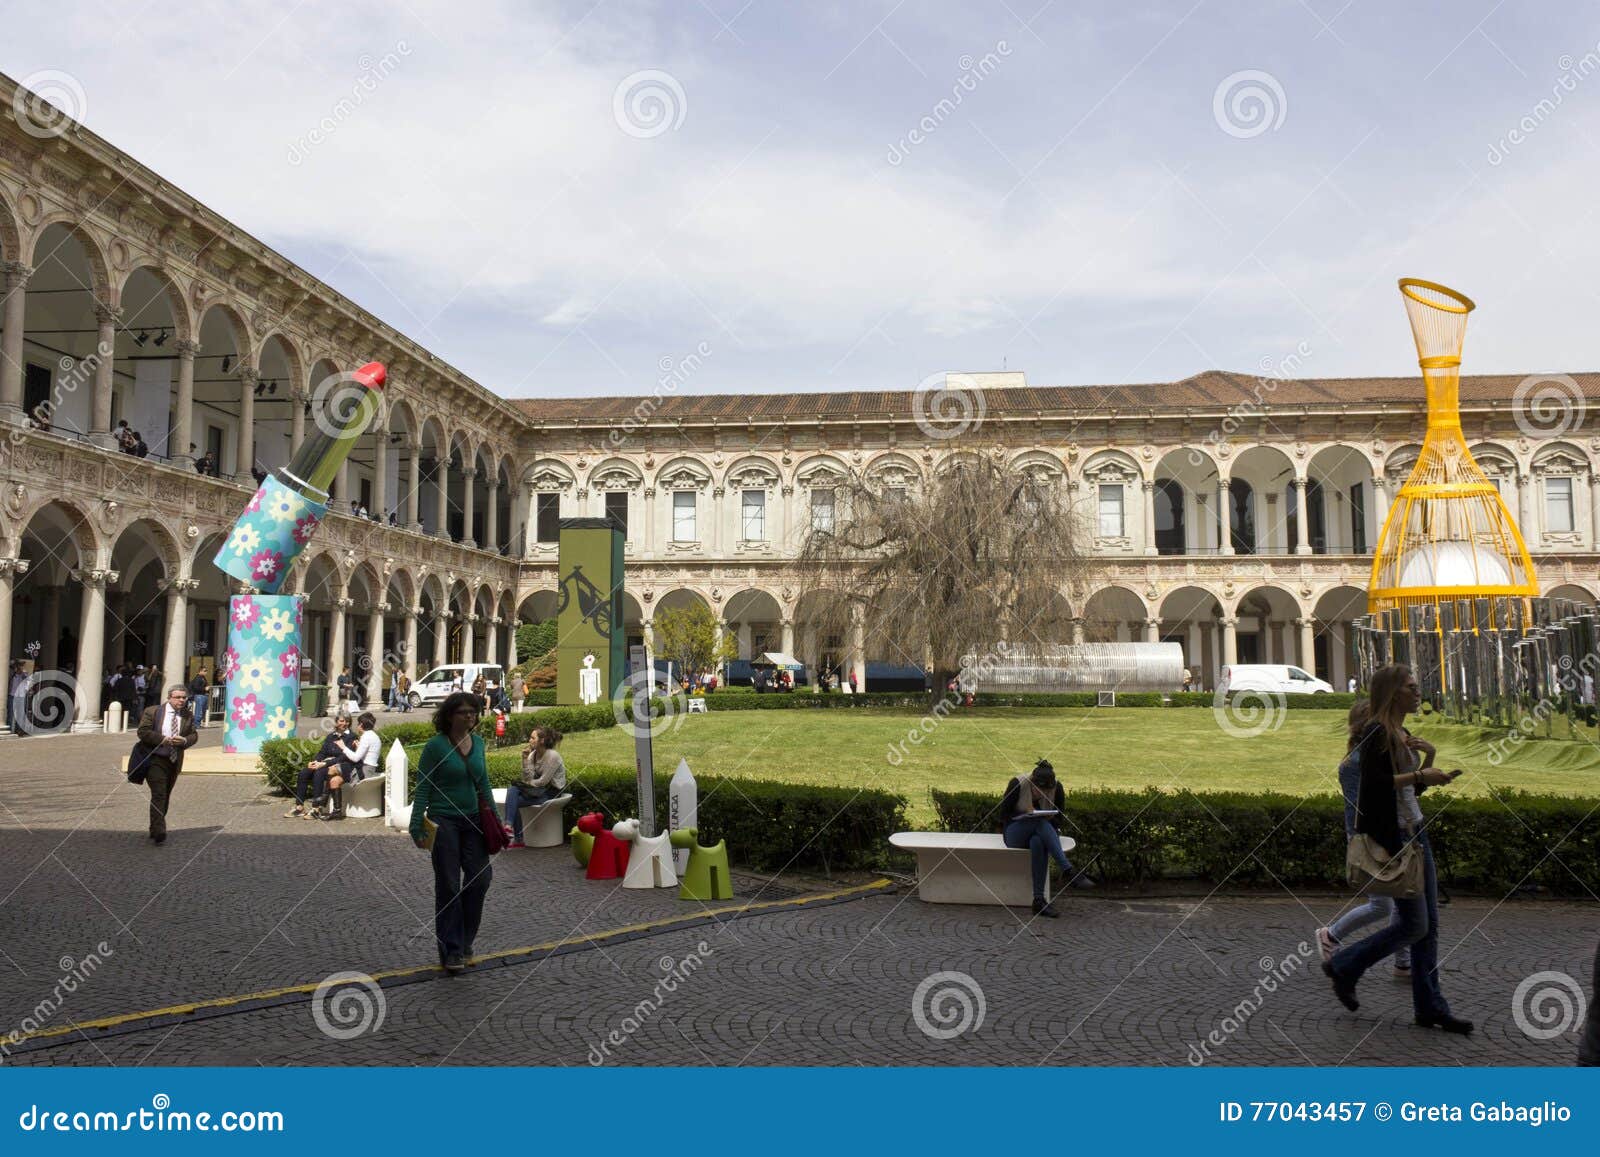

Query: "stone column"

xmin=1590 ymin=470 xmax=1600 ymax=551
xmin=642 ymin=618 xmax=656 ymax=679
xmin=713 ymin=619 xmax=725 ymax=677
xmin=1218 ymin=478 xmax=1234 ymax=555
xmin=161 ymin=578 xmax=196 ymax=685
xmin=0 ymin=262 xmax=30 ymax=424
xmin=90 ymin=305 xmax=120 ymax=446
xmin=0 ymin=558 xmax=24 ymax=729
xmin=1221 ymin=616 xmax=1239 ymax=668
xmin=365 ymin=603 xmax=387 ymax=706
xmin=711 ymin=488 xmax=725 ymax=554
xmin=461 ymin=614 xmax=476 ymax=665
xmin=1372 ymin=475 xmax=1390 ymax=533
xmin=780 ymin=485 xmax=794 ymax=552
xmin=1143 ymin=479 xmax=1158 ymax=556
xmin=235 ymin=367 xmax=258 ymax=482
xmin=1297 ymin=616 xmax=1316 ymax=675
xmin=109 ymin=592 xmax=130 ymax=667
xmin=1071 ymin=616 xmax=1085 ymax=645
xmin=74 ymin=566 xmax=114 ymax=729
xmin=848 ymin=603 xmax=865 ymax=690
xmin=291 ymin=387 xmax=306 ymax=455
xmin=1144 ymin=617 xmax=1160 ymax=643
xmin=780 ymin=617 xmax=795 ymax=657
xmin=1516 ymin=473 xmax=1533 ymax=534
xmin=407 ymin=444 xmax=421 ymax=530
xmin=1195 ymin=493 xmax=1209 ymax=552
xmin=1186 ymin=621 xmax=1199 ymax=675
xmin=404 ymin=606 xmax=420 ymax=680
xmin=372 ymin=430 xmax=388 ymax=525
xmin=462 ymin=469 xmax=477 ymax=547
xmin=434 ymin=460 xmax=449 ymax=538
xmin=328 ymin=596 xmax=350 ymax=683
xmin=642 ymin=488 xmax=656 ymax=556
xmin=485 ymin=481 xmax=500 ymax=552
xmin=433 ymin=611 xmax=450 ymax=668
xmin=1294 ymin=478 xmax=1312 ymax=555
xmin=172 ymin=340 xmax=198 ymax=466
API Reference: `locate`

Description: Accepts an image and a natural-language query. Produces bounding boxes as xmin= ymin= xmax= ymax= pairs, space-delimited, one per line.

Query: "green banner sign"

xmin=555 ymin=519 xmax=626 ymax=706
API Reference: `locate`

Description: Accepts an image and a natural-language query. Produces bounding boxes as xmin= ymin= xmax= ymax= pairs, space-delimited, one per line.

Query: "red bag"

xmin=479 ymin=797 xmax=512 ymax=855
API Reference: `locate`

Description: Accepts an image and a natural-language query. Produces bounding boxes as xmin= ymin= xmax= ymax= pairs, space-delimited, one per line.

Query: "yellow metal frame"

xmin=1368 ymin=278 xmax=1539 ymax=614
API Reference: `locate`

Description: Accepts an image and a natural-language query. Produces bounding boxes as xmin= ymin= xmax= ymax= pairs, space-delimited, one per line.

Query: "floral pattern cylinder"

xmin=221 ymin=594 xmax=302 ymax=755
xmin=212 ymin=475 xmax=327 ymax=595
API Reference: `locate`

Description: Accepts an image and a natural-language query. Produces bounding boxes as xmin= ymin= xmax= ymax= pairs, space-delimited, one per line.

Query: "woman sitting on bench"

xmin=1000 ymin=760 xmax=1094 ymax=917
xmin=504 ymin=725 xmax=566 ymax=848
xmin=285 ymin=715 xmax=355 ymax=819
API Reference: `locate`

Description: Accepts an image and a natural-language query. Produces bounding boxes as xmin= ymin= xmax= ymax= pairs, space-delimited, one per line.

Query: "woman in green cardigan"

xmin=411 ymin=690 xmax=496 ymax=973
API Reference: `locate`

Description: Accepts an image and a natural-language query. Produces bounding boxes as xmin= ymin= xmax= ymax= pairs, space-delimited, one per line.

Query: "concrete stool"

xmin=580 ymin=813 xmax=630 ymax=880
xmin=669 ymin=827 xmax=733 ymax=901
xmin=517 ymin=793 xmax=573 ymax=848
xmin=615 ymin=820 xmax=678 ymax=889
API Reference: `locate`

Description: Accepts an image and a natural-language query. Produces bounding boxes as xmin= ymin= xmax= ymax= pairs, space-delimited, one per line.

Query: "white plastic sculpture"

xmin=384 ymin=737 xmax=411 ymax=829
xmin=614 ymin=818 xmax=678 ymax=889
xmin=669 ymin=758 xmax=697 ymax=874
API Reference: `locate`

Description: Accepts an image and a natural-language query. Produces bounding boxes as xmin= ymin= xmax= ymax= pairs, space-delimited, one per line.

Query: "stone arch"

xmin=193 ymin=299 xmax=253 ymax=365
xmin=654 ymin=455 xmax=713 ymax=491
xmin=0 ymin=185 xmax=22 ymax=262
xmin=1228 ymin=445 xmax=1298 ymax=555
xmin=116 ymin=262 xmax=193 ymax=342
xmin=1008 ymin=449 xmax=1066 ymax=486
xmin=1080 ymin=584 xmax=1148 ymax=642
xmin=1545 ymin=582 xmax=1597 ymax=604
xmin=1230 ymin=583 xmax=1305 ymax=667
xmin=110 ymin=514 xmax=182 ymax=581
xmin=721 ymin=454 xmax=780 ymax=493
xmin=723 ymin=586 xmax=784 ymax=661
xmin=1312 ymin=584 xmax=1369 ymax=687
xmin=525 ymin=456 xmax=577 ymax=491
xmin=1305 ymin=444 xmax=1375 ymax=555
xmin=26 ymin=217 xmax=112 ymax=300
xmin=1158 ymin=584 xmax=1227 ymax=686
xmin=863 ymin=450 xmax=923 ymax=491
xmin=792 ymin=453 xmax=848 ymax=491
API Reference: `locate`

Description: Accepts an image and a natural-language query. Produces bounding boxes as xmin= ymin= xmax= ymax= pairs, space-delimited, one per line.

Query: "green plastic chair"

xmin=570 ymin=824 xmax=594 ymax=868
xmin=668 ymin=827 xmax=732 ymax=900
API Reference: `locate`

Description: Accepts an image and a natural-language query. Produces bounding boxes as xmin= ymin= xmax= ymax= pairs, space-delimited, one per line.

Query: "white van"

xmin=1219 ymin=664 xmax=1334 ymax=696
xmin=407 ymin=663 xmax=505 ymax=708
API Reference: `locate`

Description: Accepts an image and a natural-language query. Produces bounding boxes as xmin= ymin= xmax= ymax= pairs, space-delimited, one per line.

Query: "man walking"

xmin=135 ymin=684 xmax=198 ymax=845
xmin=188 ymin=667 xmax=210 ymax=728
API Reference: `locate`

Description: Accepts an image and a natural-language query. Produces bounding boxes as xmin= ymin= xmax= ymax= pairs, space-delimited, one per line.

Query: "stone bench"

xmin=889 ymin=831 xmax=1078 ymax=907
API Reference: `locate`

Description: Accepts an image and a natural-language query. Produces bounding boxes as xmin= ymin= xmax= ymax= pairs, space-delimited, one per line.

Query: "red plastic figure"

xmin=580 ymin=814 xmax=631 ymax=880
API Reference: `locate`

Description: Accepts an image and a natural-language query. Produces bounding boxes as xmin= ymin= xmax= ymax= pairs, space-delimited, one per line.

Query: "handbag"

xmin=1346 ymin=832 xmax=1423 ymax=898
xmin=479 ymin=797 xmax=512 ymax=855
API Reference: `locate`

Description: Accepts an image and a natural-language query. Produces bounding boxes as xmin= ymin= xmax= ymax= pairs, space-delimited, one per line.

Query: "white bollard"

xmin=105 ymin=702 xmax=123 ymax=734
xmin=384 ymin=738 xmax=411 ymax=829
xmin=669 ymin=757 xmax=697 ymax=874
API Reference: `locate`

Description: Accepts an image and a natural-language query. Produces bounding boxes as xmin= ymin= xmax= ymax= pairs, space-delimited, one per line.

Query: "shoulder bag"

xmin=1346 ymin=832 xmax=1422 ymax=898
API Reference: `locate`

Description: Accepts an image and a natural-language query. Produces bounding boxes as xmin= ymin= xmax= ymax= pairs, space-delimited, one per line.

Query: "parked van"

xmin=407 ymin=663 xmax=505 ymax=708
xmin=1219 ymin=664 xmax=1334 ymax=696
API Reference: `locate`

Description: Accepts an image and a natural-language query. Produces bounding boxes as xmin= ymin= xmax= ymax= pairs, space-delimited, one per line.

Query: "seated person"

xmin=286 ymin=715 xmax=354 ymax=819
xmin=336 ymin=712 xmax=381 ymax=787
xmin=504 ymin=726 xmax=566 ymax=847
xmin=999 ymin=759 xmax=1094 ymax=917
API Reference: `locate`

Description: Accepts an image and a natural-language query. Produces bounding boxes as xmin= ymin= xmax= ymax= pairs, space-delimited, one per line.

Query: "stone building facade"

xmin=2 ymin=73 xmax=1597 ymax=728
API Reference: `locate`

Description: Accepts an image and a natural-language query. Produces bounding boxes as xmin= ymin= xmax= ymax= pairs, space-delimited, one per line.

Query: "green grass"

xmin=555 ymin=707 xmax=1600 ymax=825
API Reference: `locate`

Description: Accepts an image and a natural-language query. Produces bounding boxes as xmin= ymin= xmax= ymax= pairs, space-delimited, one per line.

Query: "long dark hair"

xmin=1345 ymin=699 xmax=1372 ymax=752
xmin=432 ymin=690 xmax=482 ymax=735
xmin=1367 ymin=663 xmax=1413 ymax=765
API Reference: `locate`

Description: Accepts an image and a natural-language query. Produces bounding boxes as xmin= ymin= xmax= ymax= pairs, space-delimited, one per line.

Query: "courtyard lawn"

xmin=554 ymin=707 xmax=1600 ymax=824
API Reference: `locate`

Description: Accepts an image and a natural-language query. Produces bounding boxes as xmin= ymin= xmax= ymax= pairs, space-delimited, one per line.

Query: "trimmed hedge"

xmin=930 ymin=786 xmax=1600 ymax=895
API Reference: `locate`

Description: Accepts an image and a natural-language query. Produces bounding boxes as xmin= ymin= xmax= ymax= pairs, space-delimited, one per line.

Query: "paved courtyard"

xmin=0 ymin=727 xmax=1594 ymax=1067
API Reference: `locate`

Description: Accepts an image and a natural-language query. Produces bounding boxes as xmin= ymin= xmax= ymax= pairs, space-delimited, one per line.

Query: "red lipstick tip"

xmin=353 ymin=361 xmax=387 ymax=390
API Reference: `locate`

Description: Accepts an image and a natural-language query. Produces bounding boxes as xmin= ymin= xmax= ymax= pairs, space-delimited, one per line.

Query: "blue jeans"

xmin=1329 ymin=830 xmax=1448 ymax=1019
xmin=1003 ymin=816 xmax=1073 ymax=900
xmin=190 ymin=692 xmax=208 ymax=727
xmin=503 ymin=784 xmax=558 ymax=841
xmin=431 ymin=814 xmax=491 ymax=963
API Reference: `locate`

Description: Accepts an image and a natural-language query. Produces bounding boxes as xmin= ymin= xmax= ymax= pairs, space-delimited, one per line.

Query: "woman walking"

xmin=1315 ymin=700 xmax=1411 ymax=981
xmin=504 ymin=725 xmax=566 ymax=847
xmin=1324 ymin=664 xmax=1472 ymax=1034
xmin=411 ymin=691 xmax=495 ymax=973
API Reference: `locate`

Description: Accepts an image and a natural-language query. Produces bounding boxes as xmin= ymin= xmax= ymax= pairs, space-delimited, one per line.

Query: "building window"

xmin=741 ymin=490 xmax=766 ymax=541
xmin=810 ymin=488 xmax=835 ymax=533
xmin=1546 ymin=475 xmax=1575 ymax=533
xmin=535 ymin=493 xmax=560 ymax=542
xmin=1098 ymin=483 xmax=1124 ymax=538
xmin=673 ymin=491 xmax=697 ymax=541
xmin=605 ymin=491 xmax=628 ymax=537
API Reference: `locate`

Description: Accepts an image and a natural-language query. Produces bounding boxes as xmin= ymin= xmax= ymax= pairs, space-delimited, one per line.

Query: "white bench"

xmin=516 ymin=793 xmax=573 ymax=847
xmin=686 ymin=698 xmax=708 ymax=714
xmin=343 ymin=773 xmax=386 ymax=819
xmin=889 ymin=831 xmax=1078 ymax=907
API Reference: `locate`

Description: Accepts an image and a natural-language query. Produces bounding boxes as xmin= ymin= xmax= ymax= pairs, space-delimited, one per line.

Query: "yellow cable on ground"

xmin=8 ymin=877 xmax=893 ymax=1047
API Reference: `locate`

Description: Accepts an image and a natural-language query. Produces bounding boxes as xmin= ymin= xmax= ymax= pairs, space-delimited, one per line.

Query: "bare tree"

xmin=796 ymin=449 xmax=1095 ymax=706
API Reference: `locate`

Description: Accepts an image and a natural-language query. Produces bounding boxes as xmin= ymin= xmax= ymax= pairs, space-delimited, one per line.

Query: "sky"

xmin=6 ymin=0 xmax=1600 ymax=399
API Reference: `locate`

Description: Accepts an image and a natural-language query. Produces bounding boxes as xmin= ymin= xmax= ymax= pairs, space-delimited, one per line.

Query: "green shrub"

xmin=515 ymin=620 xmax=558 ymax=664
xmin=929 ymin=785 xmax=1600 ymax=894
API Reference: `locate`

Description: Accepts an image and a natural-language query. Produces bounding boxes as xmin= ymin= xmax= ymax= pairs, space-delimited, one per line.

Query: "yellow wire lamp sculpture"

xmin=1368 ymin=278 xmax=1539 ymax=616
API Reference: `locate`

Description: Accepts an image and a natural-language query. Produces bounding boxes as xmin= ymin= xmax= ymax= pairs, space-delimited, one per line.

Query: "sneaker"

xmin=509 ymin=840 xmax=526 ymax=849
xmin=1392 ymin=962 xmax=1413 ymax=981
xmin=1031 ymin=898 xmax=1060 ymax=918
xmin=442 ymin=954 xmax=465 ymax=974
xmin=1315 ymin=926 xmax=1338 ymax=964
xmin=284 ymin=806 xmax=305 ymax=819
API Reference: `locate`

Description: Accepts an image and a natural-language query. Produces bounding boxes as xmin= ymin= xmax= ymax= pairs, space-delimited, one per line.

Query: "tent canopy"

xmin=752 ymin=652 xmax=803 ymax=669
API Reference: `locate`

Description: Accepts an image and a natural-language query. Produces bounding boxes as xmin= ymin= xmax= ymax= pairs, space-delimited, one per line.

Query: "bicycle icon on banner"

xmin=556 ymin=565 xmax=614 ymax=638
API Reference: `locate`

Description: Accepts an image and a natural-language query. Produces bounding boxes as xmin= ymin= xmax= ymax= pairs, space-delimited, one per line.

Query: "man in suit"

xmin=136 ymin=684 xmax=198 ymax=845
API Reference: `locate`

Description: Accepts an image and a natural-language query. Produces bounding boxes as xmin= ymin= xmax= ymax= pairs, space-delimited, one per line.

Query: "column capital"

xmin=174 ymin=338 xmax=201 ymax=359
xmin=237 ymin=366 xmax=260 ymax=387
xmin=334 ymin=596 xmax=354 ymax=610
xmin=1221 ymin=615 xmax=1239 ymax=627
xmin=72 ymin=567 xmax=118 ymax=588
xmin=0 ymin=556 xmax=29 ymax=578
xmin=1144 ymin=617 xmax=1160 ymax=628
xmin=408 ymin=604 xmax=423 ymax=618
xmin=1 ymin=261 xmax=31 ymax=288
xmin=161 ymin=577 xmax=200 ymax=593
xmin=94 ymin=304 xmax=121 ymax=327
xmin=1142 ymin=479 xmax=1155 ymax=492
xmin=1294 ymin=616 xmax=1310 ymax=627
xmin=374 ymin=602 xmax=391 ymax=615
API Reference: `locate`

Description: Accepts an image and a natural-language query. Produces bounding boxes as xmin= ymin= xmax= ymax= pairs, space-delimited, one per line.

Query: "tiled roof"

xmin=511 ymin=370 xmax=1600 ymax=423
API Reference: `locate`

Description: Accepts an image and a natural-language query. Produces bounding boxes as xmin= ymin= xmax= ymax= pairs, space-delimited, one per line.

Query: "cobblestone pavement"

xmin=1 ymin=730 xmax=1595 ymax=1067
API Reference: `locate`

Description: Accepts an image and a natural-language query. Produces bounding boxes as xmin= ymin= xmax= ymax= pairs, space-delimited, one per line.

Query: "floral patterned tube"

xmin=212 ymin=474 xmax=328 ymax=594
xmin=221 ymin=594 xmax=302 ymax=755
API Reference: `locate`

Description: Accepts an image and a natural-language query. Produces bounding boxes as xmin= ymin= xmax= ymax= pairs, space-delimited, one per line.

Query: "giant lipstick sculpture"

xmin=213 ymin=362 xmax=386 ymax=753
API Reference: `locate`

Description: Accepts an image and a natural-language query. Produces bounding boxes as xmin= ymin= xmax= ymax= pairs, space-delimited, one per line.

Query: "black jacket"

xmin=1353 ymin=720 xmax=1407 ymax=854
xmin=1000 ymin=776 xmax=1066 ymax=830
